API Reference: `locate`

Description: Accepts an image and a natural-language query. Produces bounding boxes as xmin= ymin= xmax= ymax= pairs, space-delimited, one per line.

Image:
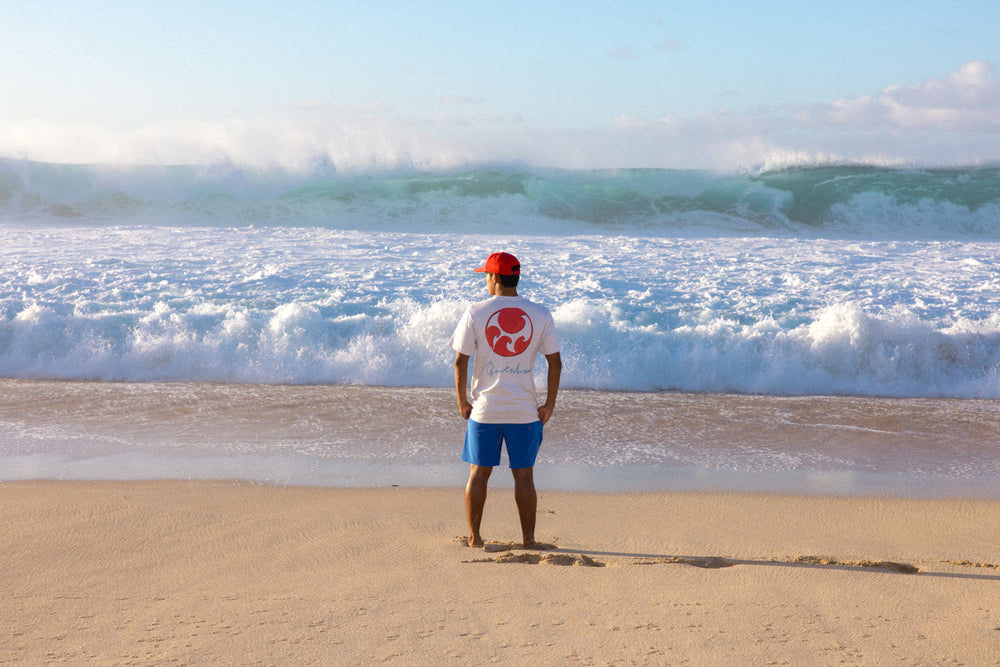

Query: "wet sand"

xmin=3 ymin=379 xmax=1000 ymax=495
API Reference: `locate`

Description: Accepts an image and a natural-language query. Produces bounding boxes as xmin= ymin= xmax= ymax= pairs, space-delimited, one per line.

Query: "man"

xmin=450 ymin=251 xmax=562 ymax=548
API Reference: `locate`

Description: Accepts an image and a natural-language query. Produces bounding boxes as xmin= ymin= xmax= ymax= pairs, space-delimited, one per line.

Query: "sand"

xmin=3 ymin=481 xmax=999 ymax=664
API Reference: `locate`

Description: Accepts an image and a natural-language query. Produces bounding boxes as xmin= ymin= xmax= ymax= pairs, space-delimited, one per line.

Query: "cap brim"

xmin=473 ymin=267 xmax=487 ymax=272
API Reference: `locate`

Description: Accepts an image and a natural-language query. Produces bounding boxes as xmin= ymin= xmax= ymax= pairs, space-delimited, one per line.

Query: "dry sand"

xmin=3 ymin=481 xmax=1000 ymax=664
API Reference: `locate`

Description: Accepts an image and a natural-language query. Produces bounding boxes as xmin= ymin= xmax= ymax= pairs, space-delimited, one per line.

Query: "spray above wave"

xmin=2 ymin=159 xmax=999 ymax=239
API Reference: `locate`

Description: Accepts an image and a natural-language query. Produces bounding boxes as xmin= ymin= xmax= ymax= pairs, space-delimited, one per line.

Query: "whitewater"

xmin=3 ymin=160 xmax=1000 ymax=399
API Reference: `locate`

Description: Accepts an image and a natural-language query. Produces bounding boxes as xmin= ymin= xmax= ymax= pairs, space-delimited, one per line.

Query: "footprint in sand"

xmin=792 ymin=556 xmax=919 ymax=574
xmin=466 ymin=552 xmax=604 ymax=567
xmin=483 ymin=541 xmax=557 ymax=553
xmin=637 ymin=555 xmax=918 ymax=573
xmin=453 ymin=537 xmax=558 ymax=552
xmin=455 ymin=538 xmax=918 ymax=574
xmin=940 ymin=559 xmax=1000 ymax=570
xmin=454 ymin=537 xmax=603 ymax=566
xmin=635 ymin=556 xmax=733 ymax=569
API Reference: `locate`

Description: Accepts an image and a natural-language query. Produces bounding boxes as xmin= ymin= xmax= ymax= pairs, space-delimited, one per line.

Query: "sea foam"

xmin=3 ymin=215 xmax=1000 ymax=397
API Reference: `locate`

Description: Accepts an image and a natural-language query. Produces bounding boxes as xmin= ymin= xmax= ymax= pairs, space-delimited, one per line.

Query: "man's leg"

xmin=465 ymin=464 xmax=492 ymax=547
xmin=511 ymin=466 xmax=537 ymax=548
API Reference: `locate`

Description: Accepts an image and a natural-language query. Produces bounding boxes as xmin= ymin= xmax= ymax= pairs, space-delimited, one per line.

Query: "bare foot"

xmin=467 ymin=535 xmax=484 ymax=547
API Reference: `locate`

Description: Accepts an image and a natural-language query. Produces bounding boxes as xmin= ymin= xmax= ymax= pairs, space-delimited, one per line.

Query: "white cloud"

xmin=800 ymin=61 xmax=1000 ymax=131
xmin=888 ymin=61 xmax=999 ymax=108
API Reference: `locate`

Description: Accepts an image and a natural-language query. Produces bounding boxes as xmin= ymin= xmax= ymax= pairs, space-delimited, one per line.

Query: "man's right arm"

xmin=537 ymin=351 xmax=561 ymax=425
xmin=454 ymin=352 xmax=473 ymax=420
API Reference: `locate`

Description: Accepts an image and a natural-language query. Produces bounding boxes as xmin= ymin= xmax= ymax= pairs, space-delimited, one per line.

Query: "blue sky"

xmin=3 ymin=1 xmax=1000 ymax=170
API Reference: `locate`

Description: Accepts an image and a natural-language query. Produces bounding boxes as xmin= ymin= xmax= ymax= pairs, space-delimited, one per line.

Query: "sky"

xmin=2 ymin=1 xmax=1000 ymax=172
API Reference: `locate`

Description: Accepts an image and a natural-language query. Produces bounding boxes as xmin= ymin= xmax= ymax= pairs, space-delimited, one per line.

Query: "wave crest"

xmin=2 ymin=159 xmax=999 ymax=239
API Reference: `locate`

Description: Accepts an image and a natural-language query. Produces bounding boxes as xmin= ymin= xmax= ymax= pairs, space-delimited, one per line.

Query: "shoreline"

xmin=7 ymin=465 xmax=1000 ymax=499
xmin=3 ymin=480 xmax=999 ymax=664
xmin=4 ymin=379 xmax=1000 ymax=499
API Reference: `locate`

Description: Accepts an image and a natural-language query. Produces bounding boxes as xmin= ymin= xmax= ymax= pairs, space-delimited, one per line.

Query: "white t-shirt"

xmin=450 ymin=295 xmax=560 ymax=424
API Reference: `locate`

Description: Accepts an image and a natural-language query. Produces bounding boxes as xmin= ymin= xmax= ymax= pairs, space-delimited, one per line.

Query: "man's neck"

xmin=493 ymin=287 xmax=518 ymax=297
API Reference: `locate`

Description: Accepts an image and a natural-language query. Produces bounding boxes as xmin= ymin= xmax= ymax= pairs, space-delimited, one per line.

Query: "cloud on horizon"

xmin=1 ymin=62 xmax=999 ymax=172
xmin=794 ymin=61 xmax=1000 ymax=131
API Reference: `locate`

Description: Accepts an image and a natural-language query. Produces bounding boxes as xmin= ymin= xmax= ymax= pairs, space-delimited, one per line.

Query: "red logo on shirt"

xmin=485 ymin=308 xmax=533 ymax=357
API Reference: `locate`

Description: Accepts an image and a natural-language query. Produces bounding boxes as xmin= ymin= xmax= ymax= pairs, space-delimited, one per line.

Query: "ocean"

xmin=3 ymin=158 xmax=1000 ymax=494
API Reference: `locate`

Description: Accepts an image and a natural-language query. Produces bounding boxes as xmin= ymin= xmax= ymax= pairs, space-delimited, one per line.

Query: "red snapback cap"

xmin=473 ymin=252 xmax=520 ymax=276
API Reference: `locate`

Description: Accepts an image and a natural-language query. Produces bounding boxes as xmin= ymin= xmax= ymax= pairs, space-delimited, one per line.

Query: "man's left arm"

xmin=537 ymin=351 xmax=562 ymax=425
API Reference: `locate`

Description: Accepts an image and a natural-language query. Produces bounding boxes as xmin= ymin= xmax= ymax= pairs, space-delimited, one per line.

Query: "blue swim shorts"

xmin=462 ymin=419 xmax=543 ymax=469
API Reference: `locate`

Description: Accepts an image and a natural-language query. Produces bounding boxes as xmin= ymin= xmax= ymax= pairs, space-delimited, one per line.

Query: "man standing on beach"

xmin=450 ymin=252 xmax=562 ymax=548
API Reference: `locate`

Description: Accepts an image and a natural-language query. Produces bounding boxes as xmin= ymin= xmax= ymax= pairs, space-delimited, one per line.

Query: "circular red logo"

xmin=485 ymin=308 xmax=533 ymax=357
